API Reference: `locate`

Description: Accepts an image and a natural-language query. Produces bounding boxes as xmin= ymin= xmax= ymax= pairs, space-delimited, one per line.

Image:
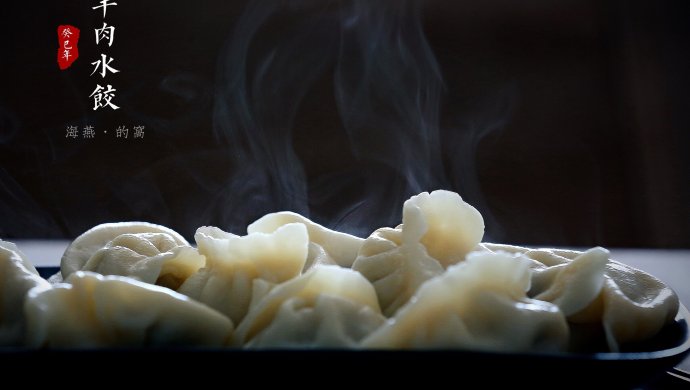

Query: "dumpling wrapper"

xmin=61 ymin=222 xmax=189 ymax=279
xmin=178 ymin=223 xmax=308 ymax=324
xmin=81 ymin=232 xmax=205 ymax=290
xmin=362 ymin=251 xmax=569 ymax=352
xmin=236 ymin=265 xmax=384 ymax=348
xmin=25 ymin=271 xmax=233 ymax=348
xmin=0 ymin=240 xmax=50 ymax=345
xmin=248 ymin=211 xmax=364 ymax=269
xmin=353 ymin=190 xmax=484 ymax=317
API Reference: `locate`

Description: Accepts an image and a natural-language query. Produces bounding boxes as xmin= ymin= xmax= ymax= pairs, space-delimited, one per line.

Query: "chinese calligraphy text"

xmin=57 ymin=25 xmax=80 ymax=70
xmin=89 ymin=1 xmax=119 ymax=111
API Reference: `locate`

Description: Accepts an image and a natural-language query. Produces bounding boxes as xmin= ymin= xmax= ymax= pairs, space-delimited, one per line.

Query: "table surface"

xmin=10 ymin=240 xmax=690 ymax=373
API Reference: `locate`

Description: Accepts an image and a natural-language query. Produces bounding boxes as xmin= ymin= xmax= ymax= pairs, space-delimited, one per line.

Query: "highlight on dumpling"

xmin=0 ymin=190 xmax=681 ymax=352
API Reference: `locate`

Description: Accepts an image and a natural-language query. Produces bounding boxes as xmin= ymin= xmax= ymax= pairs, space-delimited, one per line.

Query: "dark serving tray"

xmin=5 ymin=267 xmax=688 ymax=388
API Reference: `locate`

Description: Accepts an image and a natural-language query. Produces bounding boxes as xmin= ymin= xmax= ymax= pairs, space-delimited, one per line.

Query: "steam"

xmin=331 ymin=0 xmax=448 ymax=232
xmin=213 ymin=0 xmax=505 ymax=237
xmin=0 ymin=0 xmax=510 ymax=241
xmin=443 ymin=86 xmax=516 ymax=242
xmin=213 ymin=0 xmax=337 ymax=232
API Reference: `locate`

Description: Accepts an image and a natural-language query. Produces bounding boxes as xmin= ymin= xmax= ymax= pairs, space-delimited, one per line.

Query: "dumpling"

xmin=178 ymin=223 xmax=308 ymax=324
xmin=362 ymin=251 xmax=569 ymax=352
xmin=478 ymin=244 xmax=605 ymax=317
xmin=558 ymin=259 xmax=679 ymax=352
xmin=401 ymin=190 xmax=485 ymax=267
xmin=235 ymin=265 xmax=384 ymax=348
xmin=352 ymin=227 xmax=443 ymax=317
xmin=595 ymin=264 xmax=679 ymax=351
xmin=24 ymin=271 xmax=233 ymax=348
xmin=248 ymin=211 xmax=364 ymax=268
xmin=61 ymin=222 xmax=189 ymax=279
xmin=0 ymin=240 xmax=50 ymax=346
xmin=352 ymin=190 xmax=484 ymax=317
xmin=514 ymin=246 xmax=679 ymax=351
xmin=529 ymin=247 xmax=609 ymax=316
xmin=80 ymin=232 xmax=205 ymax=290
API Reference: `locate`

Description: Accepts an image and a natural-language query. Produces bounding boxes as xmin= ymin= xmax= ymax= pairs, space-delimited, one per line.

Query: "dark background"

xmin=0 ymin=0 xmax=688 ymax=247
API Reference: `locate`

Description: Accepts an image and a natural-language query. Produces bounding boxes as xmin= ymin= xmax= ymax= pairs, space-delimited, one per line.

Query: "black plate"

xmin=10 ymin=268 xmax=690 ymax=388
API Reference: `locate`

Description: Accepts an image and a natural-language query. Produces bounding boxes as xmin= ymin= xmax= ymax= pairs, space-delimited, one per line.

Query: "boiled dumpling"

xmin=601 ymin=270 xmax=678 ymax=351
xmin=352 ymin=227 xmax=443 ymax=317
xmin=362 ymin=251 xmax=569 ymax=352
xmin=353 ymin=190 xmax=483 ymax=317
xmin=248 ymin=211 xmax=364 ymax=268
xmin=402 ymin=190 xmax=485 ymax=267
xmin=80 ymin=232 xmax=205 ymax=290
xmin=235 ymin=265 xmax=384 ymax=347
xmin=0 ymin=240 xmax=50 ymax=345
xmin=501 ymin=245 xmax=680 ymax=351
xmin=530 ymin=247 xmax=609 ymax=316
xmin=178 ymin=224 xmax=308 ymax=324
xmin=566 ymin=260 xmax=679 ymax=352
xmin=61 ymin=222 xmax=189 ymax=279
xmin=25 ymin=271 xmax=233 ymax=348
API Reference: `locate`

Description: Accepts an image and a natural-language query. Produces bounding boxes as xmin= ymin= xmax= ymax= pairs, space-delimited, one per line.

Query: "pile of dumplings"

xmin=0 ymin=190 xmax=680 ymax=352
